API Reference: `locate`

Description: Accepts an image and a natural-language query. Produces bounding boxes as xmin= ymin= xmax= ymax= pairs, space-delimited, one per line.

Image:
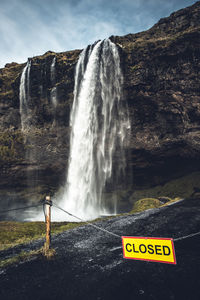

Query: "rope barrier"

xmin=0 ymin=204 xmax=42 ymax=214
xmin=53 ymin=203 xmax=121 ymax=239
xmin=0 ymin=199 xmax=199 ymax=244
xmin=52 ymin=203 xmax=200 ymax=242
xmin=173 ymin=231 xmax=200 ymax=241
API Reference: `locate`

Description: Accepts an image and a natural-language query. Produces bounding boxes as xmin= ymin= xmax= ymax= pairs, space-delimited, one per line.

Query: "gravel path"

xmin=0 ymin=198 xmax=200 ymax=300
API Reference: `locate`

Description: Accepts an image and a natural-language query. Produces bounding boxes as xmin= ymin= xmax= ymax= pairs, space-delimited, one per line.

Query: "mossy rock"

xmin=130 ymin=64 xmax=141 ymax=72
xmin=130 ymin=198 xmax=162 ymax=214
xmin=129 ymin=172 xmax=200 ymax=204
xmin=0 ymin=130 xmax=24 ymax=162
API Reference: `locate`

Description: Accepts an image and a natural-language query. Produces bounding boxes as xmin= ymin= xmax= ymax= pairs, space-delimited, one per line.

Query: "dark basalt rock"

xmin=0 ymin=2 xmax=200 ymax=209
xmin=111 ymin=0 xmax=200 ymax=192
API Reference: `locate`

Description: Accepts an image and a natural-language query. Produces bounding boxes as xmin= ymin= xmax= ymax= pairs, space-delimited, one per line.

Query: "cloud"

xmin=0 ymin=0 xmax=196 ymax=68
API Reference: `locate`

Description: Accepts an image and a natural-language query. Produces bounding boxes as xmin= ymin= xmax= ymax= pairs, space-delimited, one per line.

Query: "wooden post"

xmin=45 ymin=195 xmax=52 ymax=251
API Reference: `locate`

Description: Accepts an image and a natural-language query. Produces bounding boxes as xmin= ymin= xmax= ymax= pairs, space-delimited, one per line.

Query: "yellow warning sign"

xmin=122 ymin=236 xmax=176 ymax=264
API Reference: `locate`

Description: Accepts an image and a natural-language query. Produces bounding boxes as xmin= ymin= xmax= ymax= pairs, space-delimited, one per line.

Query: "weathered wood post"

xmin=44 ymin=195 xmax=52 ymax=251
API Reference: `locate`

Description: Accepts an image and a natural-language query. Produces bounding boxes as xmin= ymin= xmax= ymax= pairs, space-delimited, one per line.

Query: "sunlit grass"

xmin=0 ymin=221 xmax=85 ymax=251
xmin=129 ymin=197 xmax=182 ymax=214
xmin=0 ymin=249 xmax=42 ymax=268
xmin=0 ymin=221 xmax=88 ymax=268
xmin=0 ymin=198 xmax=183 ymax=268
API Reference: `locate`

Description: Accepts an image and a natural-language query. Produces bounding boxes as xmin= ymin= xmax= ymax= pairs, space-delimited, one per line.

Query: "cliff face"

xmin=111 ymin=0 xmax=200 ymax=188
xmin=0 ymin=1 xmax=200 ymax=209
xmin=0 ymin=50 xmax=80 ymax=205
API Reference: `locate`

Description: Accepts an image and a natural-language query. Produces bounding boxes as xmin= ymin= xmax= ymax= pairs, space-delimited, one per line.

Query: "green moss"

xmin=0 ymin=130 xmax=24 ymax=162
xmin=36 ymin=51 xmax=56 ymax=60
xmin=129 ymin=172 xmax=200 ymax=204
xmin=0 ymin=214 xmax=116 ymax=252
xmin=0 ymin=145 xmax=15 ymax=160
xmin=0 ymin=221 xmax=87 ymax=251
xmin=161 ymin=197 xmax=182 ymax=207
xmin=130 ymin=64 xmax=141 ymax=72
xmin=0 ymin=90 xmax=14 ymax=97
xmin=0 ymin=246 xmax=57 ymax=268
xmin=0 ymin=249 xmax=43 ymax=268
xmin=0 ymin=63 xmax=24 ymax=99
xmin=130 ymin=198 xmax=162 ymax=213
xmin=122 ymin=25 xmax=200 ymax=54
xmin=42 ymin=245 xmax=56 ymax=259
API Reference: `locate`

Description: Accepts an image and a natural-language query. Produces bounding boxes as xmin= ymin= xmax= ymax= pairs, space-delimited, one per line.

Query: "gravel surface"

xmin=0 ymin=198 xmax=200 ymax=300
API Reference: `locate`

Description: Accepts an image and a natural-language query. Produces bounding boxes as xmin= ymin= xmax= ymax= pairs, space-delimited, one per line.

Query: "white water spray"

xmin=50 ymin=57 xmax=57 ymax=107
xmin=57 ymin=39 xmax=130 ymax=221
xmin=19 ymin=60 xmax=31 ymax=132
xmin=51 ymin=57 xmax=56 ymax=82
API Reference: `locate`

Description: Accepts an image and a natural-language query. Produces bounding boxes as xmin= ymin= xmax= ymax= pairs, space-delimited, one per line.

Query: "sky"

xmin=0 ymin=0 xmax=197 ymax=68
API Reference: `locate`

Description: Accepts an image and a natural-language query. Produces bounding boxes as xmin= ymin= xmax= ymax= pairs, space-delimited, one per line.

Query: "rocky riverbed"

xmin=0 ymin=197 xmax=199 ymax=300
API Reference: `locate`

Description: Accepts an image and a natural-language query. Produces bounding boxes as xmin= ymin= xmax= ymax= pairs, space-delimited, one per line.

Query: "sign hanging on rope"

xmin=122 ymin=236 xmax=176 ymax=265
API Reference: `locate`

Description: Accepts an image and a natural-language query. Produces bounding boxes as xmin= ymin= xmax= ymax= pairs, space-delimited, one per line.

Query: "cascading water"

xmin=19 ymin=60 xmax=31 ymax=133
xmin=50 ymin=57 xmax=57 ymax=107
xmin=58 ymin=39 xmax=130 ymax=221
xmin=19 ymin=58 xmax=39 ymax=220
xmin=50 ymin=56 xmax=56 ymax=82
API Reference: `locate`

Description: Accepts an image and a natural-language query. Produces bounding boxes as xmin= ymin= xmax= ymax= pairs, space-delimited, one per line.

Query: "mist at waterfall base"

xmin=20 ymin=39 xmax=130 ymax=222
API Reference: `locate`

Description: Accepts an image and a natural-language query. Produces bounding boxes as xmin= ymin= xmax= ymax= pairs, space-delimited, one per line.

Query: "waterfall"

xmin=19 ymin=60 xmax=31 ymax=132
xmin=50 ymin=57 xmax=57 ymax=107
xmin=50 ymin=57 xmax=56 ymax=82
xmin=59 ymin=39 xmax=130 ymax=221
